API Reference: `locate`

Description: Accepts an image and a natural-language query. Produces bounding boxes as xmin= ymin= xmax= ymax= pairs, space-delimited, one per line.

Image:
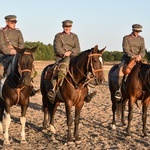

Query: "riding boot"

xmin=114 ymin=76 xmax=123 ymax=100
xmin=47 ymin=79 xmax=57 ymax=104
xmin=30 ymin=86 xmax=40 ymax=96
xmin=85 ymin=91 xmax=97 ymax=103
xmin=85 ymin=85 xmax=97 ymax=103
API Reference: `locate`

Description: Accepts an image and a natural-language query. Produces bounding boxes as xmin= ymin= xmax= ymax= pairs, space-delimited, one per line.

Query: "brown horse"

xmin=109 ymin=61 xmax=150 ymax=137
xmin=40 ymin=45 xmax=105 ymax=144
xmin=0 ymin=46 xmax=37 ymax=144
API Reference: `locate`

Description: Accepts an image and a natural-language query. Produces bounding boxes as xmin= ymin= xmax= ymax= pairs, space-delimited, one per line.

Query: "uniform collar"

xmin=3 ymin=25 xmax=14 ymax=31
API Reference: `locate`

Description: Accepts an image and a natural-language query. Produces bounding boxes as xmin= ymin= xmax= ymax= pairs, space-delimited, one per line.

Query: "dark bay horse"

xmin=0 ymin=46 xmax=37 ymax=144
xmin=109 ymin=61 xmax=150 ymax=137
xmin=40 ymin=45 xmax=105 ymax=144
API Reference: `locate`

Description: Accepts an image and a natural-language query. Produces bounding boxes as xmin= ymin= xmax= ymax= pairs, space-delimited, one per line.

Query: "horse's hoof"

xmin=126 ymin=135 xmax=131 ymax=139
xmin=67 ymin=141 xmax=74 ymax=145
xmin=112 ymin=124 xmax=116 ymax=130
xmin=75 ymin=140 xmax=81 ymax=145
xmin=48 ymin=124 xmax=56 ymax=134
xmin=20 ymin=139 xmax=27 ymax=144
xmin=3 ymin=140 xmax=10 ymax=145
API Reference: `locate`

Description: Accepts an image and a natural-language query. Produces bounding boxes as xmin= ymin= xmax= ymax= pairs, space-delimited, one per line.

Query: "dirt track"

xmin=0 ymin=61 xmax=150 ymax=150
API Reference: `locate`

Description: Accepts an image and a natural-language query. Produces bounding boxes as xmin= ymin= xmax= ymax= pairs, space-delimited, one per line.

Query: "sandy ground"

xmin=0 ymin=61 xmax=150 ymax=150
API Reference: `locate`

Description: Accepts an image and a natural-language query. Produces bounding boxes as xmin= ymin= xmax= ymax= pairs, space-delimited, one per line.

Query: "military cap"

xmin=5 ymin=15 xmax=17 ymax=22
xmin=132 ymin=24 xmax=142 ymax=32
xmin=62 ymin=20 xmax=73 ymax=27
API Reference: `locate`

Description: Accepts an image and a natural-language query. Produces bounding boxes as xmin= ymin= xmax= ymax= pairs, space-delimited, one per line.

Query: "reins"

xmin=64 ymin=52 xmax=103 ymax=90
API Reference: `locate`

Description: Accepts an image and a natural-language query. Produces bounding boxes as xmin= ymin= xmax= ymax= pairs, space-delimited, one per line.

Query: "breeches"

xmin=57 ymin=57 xmax=70 ymax=78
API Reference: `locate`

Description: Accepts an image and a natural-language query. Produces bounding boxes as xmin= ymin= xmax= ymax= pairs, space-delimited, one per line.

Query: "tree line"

xmin=25 ymin=42 xmax=149 ymax=62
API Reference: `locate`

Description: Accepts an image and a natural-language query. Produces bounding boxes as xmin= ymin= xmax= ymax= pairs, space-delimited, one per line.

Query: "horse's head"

xmin=16 ymin=46 xmax=38 ymax=86
xmin=87 ymin=45 xmax=106 ymax=85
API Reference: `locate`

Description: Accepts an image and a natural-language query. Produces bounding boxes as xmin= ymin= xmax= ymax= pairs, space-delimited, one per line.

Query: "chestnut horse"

xmin=40 ymin=45 xmax=105 ymax=144
xmin=0 ymin=46 xmax=37 ymax=144
xmin=109 ymin=61 xmax=150 ymax=137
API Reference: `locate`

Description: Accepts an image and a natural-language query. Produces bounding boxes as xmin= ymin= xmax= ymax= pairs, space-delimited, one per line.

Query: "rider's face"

xmin=63 ymin=26 xmax=72 ymax=34
xmin=6 ymin=20 xmax=17 ymax=29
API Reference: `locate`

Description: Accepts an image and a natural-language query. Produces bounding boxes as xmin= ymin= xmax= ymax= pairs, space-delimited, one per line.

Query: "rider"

xmin=0 ymin=15 xmax=39 ymax=96
xmin=114 ymin=24 xmax=146 ymax=100
xmin=47 ymin=20 xmax=97 ymax=103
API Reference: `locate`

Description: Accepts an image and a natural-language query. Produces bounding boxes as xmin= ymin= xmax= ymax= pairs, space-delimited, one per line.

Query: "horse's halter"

xmin=18 ymin=51 xmax=33 ymax=76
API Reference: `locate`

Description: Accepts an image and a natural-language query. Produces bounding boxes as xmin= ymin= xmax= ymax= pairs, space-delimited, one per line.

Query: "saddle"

xmin=122 ymin=59 xmax=136 ymax=75
xmin=44 ymin=63 xmax=59 ymax=80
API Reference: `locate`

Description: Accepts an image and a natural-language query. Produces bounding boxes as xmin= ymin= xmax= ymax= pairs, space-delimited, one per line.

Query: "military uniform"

xmin=0 ymin=15 xmax=24 ymax=76
xmin=53 ymin=20 xmax=80 ymax=79
xmin=122 ymin=32 xmax=145 ymax=63
xmin=54 ymin=32 xmax=80 ymax=61
xmin=115 ymin=24 xmax=146 ymax=100
xmin=47 ymin=20 xmax=80 ymax=103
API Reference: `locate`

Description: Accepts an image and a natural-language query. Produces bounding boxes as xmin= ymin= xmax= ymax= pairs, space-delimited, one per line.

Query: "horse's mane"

xmin=70 ymin=49 xmax=91 ymax=68
xmin=7 ymin=54 xmax=21 ymax=88
xmin=7 ymin=49 xmax=27 ymax=88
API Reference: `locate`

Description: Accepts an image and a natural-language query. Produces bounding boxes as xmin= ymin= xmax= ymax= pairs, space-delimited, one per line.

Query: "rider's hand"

xmin=64 ymin=51 xmax=72 ymax=57
xmin=135 ymin=55 xmax=142 ymax=62
xmin=10 ymin=49 xmax=17 ymax=55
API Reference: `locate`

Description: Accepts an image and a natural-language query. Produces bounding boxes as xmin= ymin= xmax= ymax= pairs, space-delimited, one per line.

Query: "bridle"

xmin=87 ymin=53 xmax=103 ymax=77
xmin=16 ymin=51 xmax=34 ymax=105
xmin=18 ymin=51 xmax=33 ymax=76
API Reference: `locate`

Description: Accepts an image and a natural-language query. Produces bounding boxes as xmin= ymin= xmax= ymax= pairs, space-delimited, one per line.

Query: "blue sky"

xmin=1 ymin=0 xmax=150 ymax=51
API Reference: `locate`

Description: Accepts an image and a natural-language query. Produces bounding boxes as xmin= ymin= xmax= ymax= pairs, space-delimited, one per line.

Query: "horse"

xmin=0 ymin=46 xmax=37 ymax=144
xmin=40 ymin=45 xmax=106 ymax=144
xmin=108 ymin=61 xmax=150 ymax=137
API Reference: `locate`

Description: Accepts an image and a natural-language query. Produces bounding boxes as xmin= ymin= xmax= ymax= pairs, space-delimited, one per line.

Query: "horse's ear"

xmin=31 ymin=45 xmax=39 ymax=53
xmin=99 ymin=46 xmax=106 ymax=54
xmin=13 ymin=46 xmax=23 ymax=53
xmin=92 ymin=45 xmax=98 ymax=53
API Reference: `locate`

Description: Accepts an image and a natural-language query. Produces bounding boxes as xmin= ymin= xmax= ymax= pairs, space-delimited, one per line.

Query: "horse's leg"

xmin=4 ymin=112 xmax=11 ymax=145
xmin=111 ymin=96 xmax=116 ymax=130
xmin=127 ymin=97 xmax=134 ymax=136
xmin=121 ymin=99 xmax=127 ymax=126
xmin=42 ymin=106 xmax=49 ymax=130
xmin=0 ymin=104 xmax=4 ymax=133
xmin=20 ymin=102 xmax=28 ymax=143
xmin=48 ymin=102 xmax=60 ymax=134
xmin=65 ymin=101 xmax=73 ymax=144
xmin=142 ymin=98 xmax=149 ymax=137
xmin=3 ymin=99 xmax=11 ymax=145
xmin=74 ymin=101 xmax=84 ymax=144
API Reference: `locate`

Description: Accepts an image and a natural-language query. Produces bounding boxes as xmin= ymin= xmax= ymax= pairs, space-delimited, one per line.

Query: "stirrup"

xmin=114 ymin=90 xmax=122 ymax=100
xmin=47 ymin=89 xmax=56 ymax=104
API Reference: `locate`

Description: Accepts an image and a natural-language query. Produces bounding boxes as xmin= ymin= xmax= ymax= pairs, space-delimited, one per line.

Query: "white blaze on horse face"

xmin=99 ymin=56 xmax=103 ymax=66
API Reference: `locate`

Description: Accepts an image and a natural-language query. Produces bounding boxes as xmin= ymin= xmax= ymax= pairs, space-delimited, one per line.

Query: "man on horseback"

xmin=0 ymin=15 xmax=39 ymax=96
xmin=114 ymin=24 xmax=146 ymax=100
xmin=47 ymin=20 xmax=96 ymax=103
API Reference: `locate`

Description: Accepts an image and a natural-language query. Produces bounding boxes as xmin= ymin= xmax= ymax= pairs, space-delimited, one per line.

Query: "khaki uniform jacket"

xmin=0 ymin=26 xmax=24 ymax=55
xmin=53 ymin=32 xmax=80 ymax=60
xmin=122 ymin=33 xmax=145 ymax=59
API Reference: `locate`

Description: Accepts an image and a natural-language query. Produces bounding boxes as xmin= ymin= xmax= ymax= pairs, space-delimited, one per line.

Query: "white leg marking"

xmin=48 ymin=124 xmax=56 ymax=134
xmin=4 ymin=113 xmax=11 ymax=144
xmin=0 ymin=122 xmax=3 ymax=133
xmin=20 ymin=117 xmax=26 ymax=142
xmin=112 ymin=124 xmax=116 ymax=130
